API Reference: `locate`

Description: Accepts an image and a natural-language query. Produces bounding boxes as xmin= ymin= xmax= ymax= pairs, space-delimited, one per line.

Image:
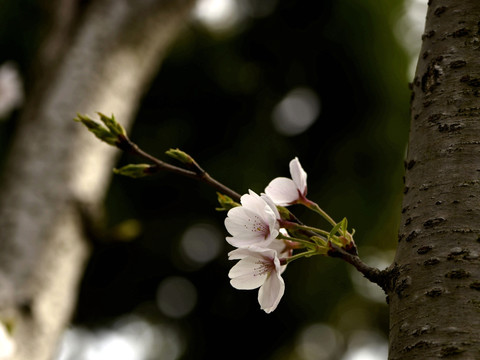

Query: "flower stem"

xmin=277 ymin=233 xmax=316 ymax=249
xmin=284 ymin=250 xmax=318 ymax=264
xmin=301 ymin=198 xmax=336 ymax=227
xmin=291 ymin=224 xmax=331 ymax=238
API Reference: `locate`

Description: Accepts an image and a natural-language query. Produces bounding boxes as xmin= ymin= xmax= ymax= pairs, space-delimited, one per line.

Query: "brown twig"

xmin=117 ymin=135 xmax=242 ymax=202
xmin=115 ymin=133 xmax=392 ymax=291
xmin=328 ymin=242 xmax=389 ymax=291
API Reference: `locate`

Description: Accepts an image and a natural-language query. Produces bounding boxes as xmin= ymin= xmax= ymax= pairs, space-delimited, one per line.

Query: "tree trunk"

xmin=389 ymin=0 xmax=480 ymax=358
xmin=0 ymin=1 xmax=195 ymax=359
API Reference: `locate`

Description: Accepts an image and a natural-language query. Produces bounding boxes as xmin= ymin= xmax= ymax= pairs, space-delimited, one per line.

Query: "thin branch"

xmin=117 ymin=135 xmax=242 ymax=202
xmin=328 ymin=242 xmax=388 ymax=291
xmin=115 ymin=132 xmax=393 ymax=294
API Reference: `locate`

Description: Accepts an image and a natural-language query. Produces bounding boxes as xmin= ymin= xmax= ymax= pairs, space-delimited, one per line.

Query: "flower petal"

xmin=226 ymin=235 xmax=268 ymax=248
xmin=258 ymin=270 xmax=285 ymax=313
xmin=264 ymin=177 xmax=299 ymax=206
xmin=266 ymin=239 xmax=288 ymax=274
xmin=261 ymin=193 xmax=281 ymax=220
xmin=229 ymin=245 xmax=275 ymax=259
xmin=241 ymin=190 xmax=268 ymax=215
xmin=268 ymin=239 xmax=287 ymax=256
xmin=228 ymin=247 xmax=253 ymax=260
xmin=229 ymin=257 xmax=268 ymax=290
xmin=225 ymin=205 xmax=276 ymax=247
xmin=290 ymin=157 xmax=307 ymax=196
xmin=224 ymin=207 xmax=251 ymax=235
xmin=228 ymin=247 xmax=286 ymax=313
xmin=225 ymin=208 xmax=264 ymax=236
xmin=224 ymin=191 xmax=280 ymax=248
xmin=243 ymin=191 xmax=280 ymax=229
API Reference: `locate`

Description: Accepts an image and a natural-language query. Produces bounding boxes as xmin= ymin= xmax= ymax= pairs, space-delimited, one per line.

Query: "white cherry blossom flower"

xmin=224 ymin=190 xmax=280 ymax=248
xmin=265 ymin=157 xmax=308 ymax=206
xmin=228 ymin=245 xmax=285 ymax=313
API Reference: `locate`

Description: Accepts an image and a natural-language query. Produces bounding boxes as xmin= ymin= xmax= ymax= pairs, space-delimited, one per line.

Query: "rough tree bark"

xmin=0 ymin=1 xmax=195 ymax=359
xmin=389 ymin=1 xmax=480 ymax=358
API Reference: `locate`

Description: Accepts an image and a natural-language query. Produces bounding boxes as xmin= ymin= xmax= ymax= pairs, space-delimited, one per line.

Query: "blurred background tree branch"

xmin=0 ymin=1 xmax=195 ymax=359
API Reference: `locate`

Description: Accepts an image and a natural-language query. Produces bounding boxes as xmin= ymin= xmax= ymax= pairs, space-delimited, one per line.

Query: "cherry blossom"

xmin=265 ymin=157 xmax=308 ymax=206
xmin=224 ymin=190 xmax=280 ymax=248
xmin=228 ymin=245 xmax=285 ymax=313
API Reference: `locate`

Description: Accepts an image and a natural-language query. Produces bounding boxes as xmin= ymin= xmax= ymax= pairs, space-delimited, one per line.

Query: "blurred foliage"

xmin=0 ymin=0 xmax=412 ymax=359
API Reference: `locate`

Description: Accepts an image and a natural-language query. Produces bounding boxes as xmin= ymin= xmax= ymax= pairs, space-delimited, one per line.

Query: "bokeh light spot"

xmin=295 ymin=323 xmax=343 ymax=360
xmin=342 ymin=331 xmax=388 ymax=360
xmin=55 ymin=315 xmax=183 ymax=360
xmin=180 ymin=223 xmax=223 ymax=266
xmin=193 ymin=0 xmax=243 ymax=31
xmin=394 ymin=0 xmax=428 ymax=79
xmin=156 ymin=276 xmax=197 ymax=318
xmin=272 ymin=87 xmax=321 ymax=136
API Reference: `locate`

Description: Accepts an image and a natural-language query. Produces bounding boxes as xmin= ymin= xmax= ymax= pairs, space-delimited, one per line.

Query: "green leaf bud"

xmin=74 ymin=114 xmax=118 ymax=146
xmin=113 ymin=164 xmax=154 ymax=178
xmin=165 ymin=148 xmax=194 ymax=165
xmin=216 ymin=192 xmax=240 ymax=211
xmin=97 ymin=112 xmax=126 ymax=137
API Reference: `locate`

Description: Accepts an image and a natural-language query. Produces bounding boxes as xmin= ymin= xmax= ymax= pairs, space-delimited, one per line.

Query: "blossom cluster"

xmin=224 ymin=157 xmax=340 ymax=313
xmin=75 ymin=114 xmax=357 ymax=314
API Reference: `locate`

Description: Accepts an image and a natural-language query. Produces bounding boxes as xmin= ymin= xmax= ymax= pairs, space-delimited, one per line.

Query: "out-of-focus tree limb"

xmin=0 ymin=0 xmax=196 ymax=359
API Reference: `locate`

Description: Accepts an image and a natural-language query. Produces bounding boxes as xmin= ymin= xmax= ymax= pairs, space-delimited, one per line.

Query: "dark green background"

xmin=0 ymin=0 xmax=412 ymax=359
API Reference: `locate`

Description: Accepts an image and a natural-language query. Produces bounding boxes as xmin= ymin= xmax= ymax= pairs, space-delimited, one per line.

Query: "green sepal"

xmin=113 ymin=164 xmax=153 ymax=178
xmin=277 ymin=206 xmax=293 ymax=221
xmin=311 ymin=235 xmax=328 ymax=247
xmin=340 ymin=217 xmax=348 ymax=234
xmin=216 ymin=192 xmax=240 ymax=211
xmin=328 ymin=221 xmax=343 ymax=239
xmin=285 ymin=227 xmax=314 ymax=242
